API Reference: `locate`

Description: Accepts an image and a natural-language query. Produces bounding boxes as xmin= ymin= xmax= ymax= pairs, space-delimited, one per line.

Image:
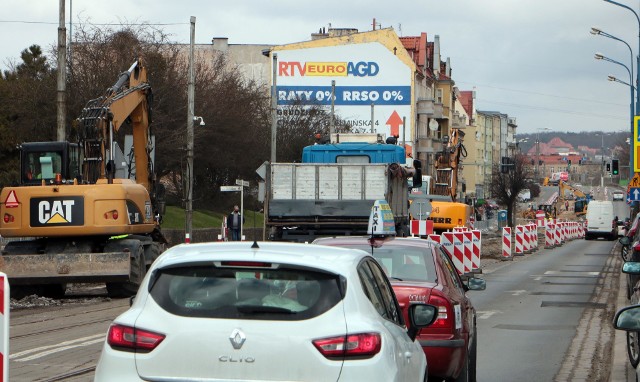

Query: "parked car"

xmin=94 ymin=241 xmax=437 ymax=381
xmin=613 ymin=190 xmax=626 ymax=201
xmin=314 ymin=236 xmax=486 ymax=382
xmin=615 ymin=260 xmax=640 ymax=370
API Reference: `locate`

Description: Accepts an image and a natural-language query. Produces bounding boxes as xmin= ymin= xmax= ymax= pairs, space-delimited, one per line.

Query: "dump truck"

xmin=262 ymin=134 xmax=412 ymax=242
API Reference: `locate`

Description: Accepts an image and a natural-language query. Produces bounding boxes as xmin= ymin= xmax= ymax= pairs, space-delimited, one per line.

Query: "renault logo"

xmin=229 ymin=329 xmax=246 ymax=350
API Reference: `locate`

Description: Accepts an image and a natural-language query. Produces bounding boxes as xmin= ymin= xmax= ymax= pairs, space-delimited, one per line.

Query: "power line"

xmin=0 ymin=20 xmax=185 ymax=26
xmin=478 ymin=99 xmax=628 ymax=121
xmin=457 ymin=80 xmax=626 ymax=107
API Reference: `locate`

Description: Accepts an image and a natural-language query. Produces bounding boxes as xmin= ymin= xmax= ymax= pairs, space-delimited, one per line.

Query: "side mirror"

xmin=614 ymin=304 xmax=640 ymax=331
xmin=407 ymin=303 xmax=438 ymax=341
xmin=620 ymin=236 xmax=631 ymax=246
xmin=622 ymin=261 xmax=640 ymax=275
xmin=465 ymin=277 xmax=487 ymax=291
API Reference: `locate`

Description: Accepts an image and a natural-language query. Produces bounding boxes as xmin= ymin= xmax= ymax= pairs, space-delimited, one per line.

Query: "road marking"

xmin=477 ymin=310 xmax=502 ymax=319
xmin=10 ymin=333 xmax=105 ymax=362
xmin=506 ymin=290 xmax=527 ymax=296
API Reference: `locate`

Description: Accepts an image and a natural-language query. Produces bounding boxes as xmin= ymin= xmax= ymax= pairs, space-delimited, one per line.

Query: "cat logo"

xmin=30 ymin=197 xmax=84 ymax=227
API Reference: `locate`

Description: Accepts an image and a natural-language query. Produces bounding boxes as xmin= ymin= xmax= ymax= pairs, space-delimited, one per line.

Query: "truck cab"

xmin=20 ymin=142 xmax=82 ymax=185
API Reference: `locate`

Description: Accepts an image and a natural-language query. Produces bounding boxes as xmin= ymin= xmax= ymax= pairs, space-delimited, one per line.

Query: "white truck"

xmin=265 ymin=163 xmax=410 ymax=242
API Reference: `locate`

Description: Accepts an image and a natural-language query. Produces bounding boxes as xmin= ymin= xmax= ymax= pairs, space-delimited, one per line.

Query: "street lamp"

xmin=591 ymin=27 xmax=634 ymax=87
xmin=595 ymin=52 xmax=635 ymax=182
xmin=602 ymin=0 xmax=639 ymax=180
xmin=535 ymin=127 xmax=551 ymax=183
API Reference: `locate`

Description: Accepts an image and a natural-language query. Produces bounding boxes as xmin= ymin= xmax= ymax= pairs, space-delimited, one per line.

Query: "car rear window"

xmin=148 ymin=265 xmax=343 ymax=320
xmin=332 ymin=244 xmax=437 ymax=282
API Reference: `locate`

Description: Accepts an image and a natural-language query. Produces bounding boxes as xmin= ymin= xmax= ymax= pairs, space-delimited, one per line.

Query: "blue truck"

xmin=263 ymin=134 xmax=414 ymax=242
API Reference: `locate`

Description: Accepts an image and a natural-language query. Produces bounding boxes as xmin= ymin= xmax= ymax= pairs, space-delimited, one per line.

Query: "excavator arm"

xmin=76 ymin=60 xmax=154 ymax=193
xmin=432 ymin=128 xmax=466 ymax=202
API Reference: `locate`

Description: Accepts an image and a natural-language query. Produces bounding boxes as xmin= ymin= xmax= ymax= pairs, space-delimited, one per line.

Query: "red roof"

xmin=458 ymin=91 xmax=474 ymax=117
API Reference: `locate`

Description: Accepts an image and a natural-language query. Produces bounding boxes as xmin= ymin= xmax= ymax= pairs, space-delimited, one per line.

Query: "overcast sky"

xmin=1 ymin=0 xmax=638 ymax=136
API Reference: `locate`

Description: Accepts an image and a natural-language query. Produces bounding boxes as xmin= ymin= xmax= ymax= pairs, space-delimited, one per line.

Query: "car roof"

xmin=314 ymin=236 xmax=439 ymax=249
xmin=152 ymin=241 xmax=369 ymax=274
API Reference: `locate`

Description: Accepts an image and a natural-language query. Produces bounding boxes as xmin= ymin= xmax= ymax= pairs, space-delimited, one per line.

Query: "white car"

xmin=613 ymin=191 xmax=626 ymax=201
xmin=94 ymin=241 xmax=437 ymax=381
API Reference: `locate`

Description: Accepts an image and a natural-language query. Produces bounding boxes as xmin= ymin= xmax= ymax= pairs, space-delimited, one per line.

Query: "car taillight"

xmin=221 ymin=261 xmax=272 ymax=268
xmin=107 ymin=324 xmax=165 ymax=352
xmin=427 ymin=294 xmax=453 ymax=329
xmin=313 ymin=333 xmax=381 ymax=359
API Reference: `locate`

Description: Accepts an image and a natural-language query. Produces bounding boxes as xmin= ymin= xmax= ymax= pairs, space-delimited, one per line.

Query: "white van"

xmin=585 ymin=201 xmax=616 ymax=240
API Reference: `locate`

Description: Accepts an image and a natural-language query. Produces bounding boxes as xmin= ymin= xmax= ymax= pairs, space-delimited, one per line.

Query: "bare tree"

xmin=489 ymin=154 xmax=533 ymax=227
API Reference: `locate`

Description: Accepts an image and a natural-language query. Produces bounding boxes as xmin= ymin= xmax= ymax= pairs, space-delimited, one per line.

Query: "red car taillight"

xmin=313 ymin=333 xmax=381 ymax=359
xmin=427 ymin=294 xmax=453 ymax=329
xmin=107 ymin=324 xmax=165 ymax=352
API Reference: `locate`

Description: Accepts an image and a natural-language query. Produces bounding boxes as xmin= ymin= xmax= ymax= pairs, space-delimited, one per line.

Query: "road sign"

xmin=235 ymin=179 xmax=250 ymax=187
xmin=630 ymin=188 xmax=640 ymax=201
xmin=635 ymin=116 xmax=640 ymax=172
xmin=409 ymin=199 xmax=432 ymax=220
xmin=221 ymin=185 xmax=242 ymax=192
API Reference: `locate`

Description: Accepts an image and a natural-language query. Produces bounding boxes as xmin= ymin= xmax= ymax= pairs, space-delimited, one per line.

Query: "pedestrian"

xmin=226 ymin=205 xmax=244 ymax=241
xmin=565 ymin=201 xmax=569 ymax=211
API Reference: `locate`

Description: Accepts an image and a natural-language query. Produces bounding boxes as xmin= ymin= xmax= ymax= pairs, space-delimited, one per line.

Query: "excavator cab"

xmin=20 ymin=142 xmax=82 ymax=185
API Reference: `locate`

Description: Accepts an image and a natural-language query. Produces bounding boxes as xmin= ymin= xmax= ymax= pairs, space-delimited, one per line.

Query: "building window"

xmin=436 ymin=89 xmax=443 ymax=104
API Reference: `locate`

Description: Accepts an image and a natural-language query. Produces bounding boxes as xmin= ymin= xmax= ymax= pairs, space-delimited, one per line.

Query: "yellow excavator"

xmin=410 ymin=127 xmax=472 ymax=233
xmin=557 ymin=180 xmax=591 ymax=216
xmin=0 ymin=59 xmax=166 ymax=298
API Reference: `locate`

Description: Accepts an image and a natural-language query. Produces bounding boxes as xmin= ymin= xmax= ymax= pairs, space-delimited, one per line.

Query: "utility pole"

xmin=185 ymin=16 xmax=195 ymax=243
xmin=56 ymin=0 xmax=66 ymax=142
xmin=270 ymin=53 xmax=278 ymax=163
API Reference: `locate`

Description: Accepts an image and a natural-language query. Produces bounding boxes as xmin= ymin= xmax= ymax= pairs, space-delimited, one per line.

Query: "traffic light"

xmin=612 ymin=159 xmax=619 ymax=175
xmin=606 ymin=162 xmax=611 ymax=172
xmin=501 ymin=157 xmax=511 ymax=174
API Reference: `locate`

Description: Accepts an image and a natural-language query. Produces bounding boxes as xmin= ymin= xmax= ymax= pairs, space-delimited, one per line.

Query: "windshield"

xmin=149 ymin=265 xmax=343 ymax=320
xmin=331 ymin=243 xmax=437 ymax=282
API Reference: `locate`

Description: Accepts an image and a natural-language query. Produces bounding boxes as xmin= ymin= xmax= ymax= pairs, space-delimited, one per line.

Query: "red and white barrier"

xmin=463 ymin=231 xmax=473 ymax=274
xmin=428 ymin=234 xmax=441 ymax=243
xmin=454 ymin=232 xmax=466 ymax=274
xmin=529 ymin=224 xmax=538 ymax=251
xmin=411 ymin=219 xmax=433 ymax=236
xmin=554 ymin=223 xmax=561 ymax=246
xmin=515 ymin=225 xmax=524 ymax=255
xmin=453 ymin=226 xmax=469 ymax=232
xmin=523 ymin=225 xmax=531 ymax=253
xmin=471 ymin=230 xmax=481 ymax=271
xmin=502 ymin=227 xmax=512 ymax=259
xmin=0 ymin=274 xmax=9 ymax=382
xmin=441 ymin=232 xmax=455 ymax=263
xmin=545 ymin=223 xmax=555 ymax=248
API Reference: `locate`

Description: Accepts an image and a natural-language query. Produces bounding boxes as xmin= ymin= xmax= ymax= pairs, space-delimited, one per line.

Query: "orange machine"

xmin=411 ymin=127 xmax=471 ymax=232
xmin=0 ymin=60 xmax=166 ymax=298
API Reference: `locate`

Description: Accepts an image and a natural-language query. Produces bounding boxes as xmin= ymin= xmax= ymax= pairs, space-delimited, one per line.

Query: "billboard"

xmin=274 ymin=36 xmax=413 ymax=150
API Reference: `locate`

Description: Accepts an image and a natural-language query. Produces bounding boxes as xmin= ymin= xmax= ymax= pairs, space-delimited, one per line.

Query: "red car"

xmin=315 ymin=236 xmax=486 ymax=382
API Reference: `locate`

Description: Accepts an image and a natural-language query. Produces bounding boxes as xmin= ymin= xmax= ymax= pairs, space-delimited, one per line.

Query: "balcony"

xmin=417 ymin=98 xmax=444 ymax=118
xmin=452 ymin=112 xmax=467 ymax=129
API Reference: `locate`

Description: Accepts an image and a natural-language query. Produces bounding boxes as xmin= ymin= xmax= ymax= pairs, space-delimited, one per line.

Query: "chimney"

xmin=212 ymin=37 xmax=228 ymax=51
xmin=433 ymin=35 xmax=440 ymax=78
xmin=446 ymin=57 xmax=451 ymax=77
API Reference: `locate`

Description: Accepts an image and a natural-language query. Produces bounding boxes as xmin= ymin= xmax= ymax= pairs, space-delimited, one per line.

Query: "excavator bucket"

xmin=0 ymin=251 xmax=130 ymax=285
